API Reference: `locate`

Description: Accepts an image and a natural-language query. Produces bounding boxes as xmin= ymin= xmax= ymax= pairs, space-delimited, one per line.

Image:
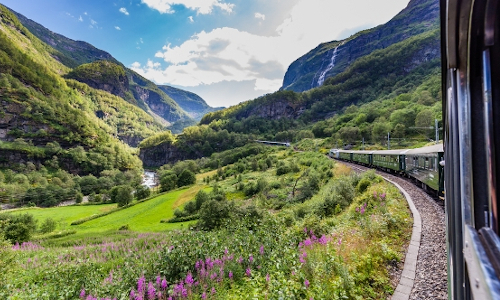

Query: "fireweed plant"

xmin=0 ymin=154 xmax=411 ymax=299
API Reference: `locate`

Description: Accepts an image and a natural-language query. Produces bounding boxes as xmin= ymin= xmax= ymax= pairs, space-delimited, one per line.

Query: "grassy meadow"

xmin=0 ymin=149 xmax=413 ymax=299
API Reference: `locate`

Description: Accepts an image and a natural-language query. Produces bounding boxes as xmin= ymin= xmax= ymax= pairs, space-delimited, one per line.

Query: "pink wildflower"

xmin=246 ymin=268 xmax=251 ymax=277
xmin=137 ymin=275 xmax=146 ymax=293
xmin=259 ymin=245 xmax=264 ymax=255
xmin=185 ymin=272 xmax=194 ymax=285
xmin=228 ymin=271 xmax=233 ymax=279
xmin=305 ymin=279 xmax=310 ymax=288
xmin=266 ymin=274 xmax=270 ymax=282
xmin=147 ymin=282 xmax=156 ymax=300
xmin=80 ymin=289 xmax=85 ymax=298
xmin=161 ymin=279 xmax=167 ymax=290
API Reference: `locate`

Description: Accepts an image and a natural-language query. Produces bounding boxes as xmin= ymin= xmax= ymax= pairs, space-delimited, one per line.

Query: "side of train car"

xmin=329 ymin=144 xmax=444 ymax=196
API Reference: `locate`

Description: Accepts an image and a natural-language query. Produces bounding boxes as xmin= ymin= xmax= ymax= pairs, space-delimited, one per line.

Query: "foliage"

xmin=39 ymin=217 xmax=57 ymax=234
xmin=135 ymin=185 xmax=151 ymax=200
xmin=109 ymin=185 xmax=133 ymax=207
xmin=177 ymin=169 xmax=196 ymax=187
xmin=0 ymin=213 xmax=37 ymax=243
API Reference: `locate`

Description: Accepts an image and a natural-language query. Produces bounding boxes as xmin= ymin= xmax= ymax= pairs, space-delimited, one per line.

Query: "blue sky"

xmin=1 ymin=0 xmax=410 ymax=107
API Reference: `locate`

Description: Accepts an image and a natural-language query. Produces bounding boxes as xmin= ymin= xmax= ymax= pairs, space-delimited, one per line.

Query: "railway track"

xmin=336 ymin=160 xmax=448 ymax=299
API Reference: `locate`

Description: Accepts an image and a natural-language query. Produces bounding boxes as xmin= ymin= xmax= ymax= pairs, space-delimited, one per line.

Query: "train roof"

xmin=334 ymin=143 xmax=443 ymax=155
xmin=337 ymin=149 xmax=375 ymax=154
xmin=405 ymin=143 xmax=443 ymax=154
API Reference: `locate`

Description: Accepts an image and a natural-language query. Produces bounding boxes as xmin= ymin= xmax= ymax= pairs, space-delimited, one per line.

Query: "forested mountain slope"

xmin=0 ymin=5 xmax=162 ymax=174
xmin=9 ymin=6 xmax=199 ymax=126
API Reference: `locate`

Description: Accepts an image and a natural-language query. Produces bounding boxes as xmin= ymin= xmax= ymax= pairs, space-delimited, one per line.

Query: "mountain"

xmin=158 ymin=85 xmax=223 ymax=121
xmin=281 ymin=0 xmax=439 ymax=92
xmin=10 ymin=10 xmax=119 ymax=68
xmin=0 ymin=4 xmax=166 ymax=174
xmin=65 ymin=60 xmax=191 ymax=124
xmin=9 ymin=6 xmax=193 ymax=127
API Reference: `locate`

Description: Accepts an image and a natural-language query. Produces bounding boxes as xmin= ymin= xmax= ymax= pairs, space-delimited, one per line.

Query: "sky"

xmin=1 ymin=0 xmax=410 ymax=107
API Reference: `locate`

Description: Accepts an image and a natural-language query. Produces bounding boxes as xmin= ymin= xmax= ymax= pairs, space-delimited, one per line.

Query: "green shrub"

xmin=39 ymin=218 xmax=56 ymax=234
xmin=356 ymin=178 xmax=372 ymax=193
xmin=135 ymin=185 xmax=151 ymax=200
xmin=177 ymin=169 xmax=196 ymax=187
xmin=194 ymin=190 xmax=209 ymax=210
xmin=160 ymin=172 xmax=177 ymax=192
xmin=197 ymin=200 xmax=233 ymax=230
xmin=109 ymin=185 xmax=133 ymax=207
xmin=276 ymin=165 xmax=291 ymax=176
xmin=0 ymin=213 xmax=37 ymax=244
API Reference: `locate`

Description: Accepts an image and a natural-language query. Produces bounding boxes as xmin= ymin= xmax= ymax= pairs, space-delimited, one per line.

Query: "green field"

xmin=75 ymin=188 xmax=195 ymax=233
xmin=1 ymin=185 xmax=202 ymax=239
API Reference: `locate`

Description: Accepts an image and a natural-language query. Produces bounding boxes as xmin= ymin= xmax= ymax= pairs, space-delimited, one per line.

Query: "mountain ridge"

xmin=281 ymin=0 xmax=439 ymax=92
xmin=8 ymin=6 xmax=216 ymax=127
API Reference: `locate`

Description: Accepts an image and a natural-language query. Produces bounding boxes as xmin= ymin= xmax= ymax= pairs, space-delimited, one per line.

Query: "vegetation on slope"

xmin=191 ymin=29 xmax=441 ymax=150
xmin=0 ymin=148 xmax=412 ymax=299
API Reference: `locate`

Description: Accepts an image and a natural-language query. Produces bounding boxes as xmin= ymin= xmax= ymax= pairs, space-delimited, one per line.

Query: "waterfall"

xmin=142 ymin=171 xmax=157 ymax=188
xmin=315 ymin=45 xmax=341 ymax=87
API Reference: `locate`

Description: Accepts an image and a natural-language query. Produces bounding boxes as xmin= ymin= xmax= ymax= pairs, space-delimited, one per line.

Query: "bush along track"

xmin=0 ymin=155 xmax=412 ymax=299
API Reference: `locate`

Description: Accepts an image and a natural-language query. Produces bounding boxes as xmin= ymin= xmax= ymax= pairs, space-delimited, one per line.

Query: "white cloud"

xmin=134 ymin=0 xmax=410 ymax=106
xmin=78 ymin=16 xmax=83 ymax=22
xmin=141 ymin=0 xmax=234 ymax=15
xmin=115 ymin=26 xmax=121 ymax=30
xmin=140 ymin=38 xmax=144 ymax=44
xmin=254 ymin=13 xmax=265 ymax=21
xmin=90 ymin=19 xmax=98 ymax=25
xmin=188 ymin=16 xmax=194 ymax=23
xmin=119 ymin=7 xmax=130 ymax=15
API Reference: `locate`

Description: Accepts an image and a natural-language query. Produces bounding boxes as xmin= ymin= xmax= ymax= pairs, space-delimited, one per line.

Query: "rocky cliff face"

xmin=282 ymin=0 xmax=439 ymax=92
xmin=0 ymin=100 xmax=57 ymax=146
xmin=133 ymin=85 xmax=185 ymax=124
xmin=242 ymin=99 xmax=305 ymax=120
xmin=139 ymin=142 xmax=187 ymax=168
xmin=158 ymin=85 xmax=221 ymax=121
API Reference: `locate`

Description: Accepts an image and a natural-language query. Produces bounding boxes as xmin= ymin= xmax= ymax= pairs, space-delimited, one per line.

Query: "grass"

xmin=2 ymin=203 xmax=117 ymax=231
xmin=1 ymin=185 xmax=207 ymax=243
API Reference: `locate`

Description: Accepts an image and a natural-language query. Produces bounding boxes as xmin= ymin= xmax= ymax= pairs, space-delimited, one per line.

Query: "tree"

xmin=195 ymin=190 xmax=209 ymax=210
xmin=393 ymin=123 xmax=406 ymax=139
xmin=39 ymin=218 xmax=56 ymax=234
xmin=415 ymin=109 xmax=434 ymax=128
xmin=0 ymin=213 xmax=37 ymax=244
xmin=390 ymin=109 xmax=416 ymax=129
xmin=135 ymin=185 xmax=151 ymax=200
xmin=338 ymin=126 xmax=360 ymax=144
xmin=198 ymin=200 xmax=232 ymax=230
xmin=109 ymin=185 xmax=133 ymax=207
xmin=177 ymin=169 xmax=196 ymax=187
xmin=371 ymin=122 xmax=391 ymax=143
xmin=160 ymin=172 xmax=177 ymax=192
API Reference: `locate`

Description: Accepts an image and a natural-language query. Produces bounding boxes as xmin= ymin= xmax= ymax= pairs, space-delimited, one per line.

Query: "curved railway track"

xmin=336 ymin=160 xmax=447 ymax=299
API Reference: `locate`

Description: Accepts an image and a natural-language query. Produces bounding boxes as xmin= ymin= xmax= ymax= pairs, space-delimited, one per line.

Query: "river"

xmin=142 ymin=171 xmax=157 ymax=188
